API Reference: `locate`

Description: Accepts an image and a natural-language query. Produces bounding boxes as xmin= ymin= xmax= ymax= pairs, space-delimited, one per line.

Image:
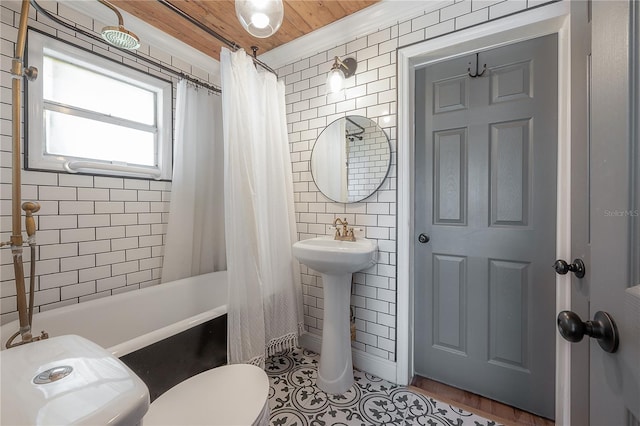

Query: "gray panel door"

xmin=588 ymin=1 xmax=640 ymax=425
xmin=414 ymin=35 xmax=558 ymax=419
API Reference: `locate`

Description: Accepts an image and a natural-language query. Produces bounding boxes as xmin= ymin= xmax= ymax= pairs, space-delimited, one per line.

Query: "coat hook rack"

xmin=468 ymin=52 xmax=486 ymax=78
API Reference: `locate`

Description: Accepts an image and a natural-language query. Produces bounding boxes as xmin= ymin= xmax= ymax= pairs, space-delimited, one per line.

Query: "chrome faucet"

xmin=334 ymin=218 xmax=355 ymax=241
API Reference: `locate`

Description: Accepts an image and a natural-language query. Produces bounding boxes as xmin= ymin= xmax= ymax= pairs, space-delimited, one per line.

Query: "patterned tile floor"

xmin=266 ymin=348 xmax=501 ymax=426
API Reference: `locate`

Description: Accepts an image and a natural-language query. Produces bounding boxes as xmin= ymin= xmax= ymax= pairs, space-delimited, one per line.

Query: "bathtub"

xmin=0 ymin=271 xmax=228 ymax=400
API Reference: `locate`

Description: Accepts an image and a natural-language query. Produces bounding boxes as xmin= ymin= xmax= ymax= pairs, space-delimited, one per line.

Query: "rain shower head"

xmin=98 ymin=0 xmax=140 ymax=50
xmin=101 ymin=25 xmax=140 ymax=50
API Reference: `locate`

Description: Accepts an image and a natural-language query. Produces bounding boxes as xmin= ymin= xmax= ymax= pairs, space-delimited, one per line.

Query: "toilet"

xmin=143 ymin=364 xmax=270 ymax=426
xmin=1 ymin=334 xmax=269 ymax=425
xmin=1 ymin=335 xmax=150 ymax=426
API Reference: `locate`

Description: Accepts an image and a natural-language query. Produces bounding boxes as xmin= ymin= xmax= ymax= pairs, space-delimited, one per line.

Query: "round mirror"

xmin=311 ymin=115 xmax=391 ymax=203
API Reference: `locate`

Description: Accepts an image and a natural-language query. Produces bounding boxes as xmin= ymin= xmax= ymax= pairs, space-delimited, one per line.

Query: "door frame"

xmin=396 ymin=1 xmax=573 ymax=422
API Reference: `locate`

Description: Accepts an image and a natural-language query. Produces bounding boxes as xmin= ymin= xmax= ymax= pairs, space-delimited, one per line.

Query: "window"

xmin=26 ymin=29 xmax=172 ymax=180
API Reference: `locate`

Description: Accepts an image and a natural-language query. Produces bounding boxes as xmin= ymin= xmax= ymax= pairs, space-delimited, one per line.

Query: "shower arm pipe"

xmin=155 ymin=0 xmax=278 ymax=76
xmin=97 ymin=0 xmax=125 ymax=27
xmin=29 ymin=0 xmax=222 ymax=94
xmin=11 ymin=0 xmax=29 ymax=243
xmin=7 ymin=0 xmax=40 ymax=347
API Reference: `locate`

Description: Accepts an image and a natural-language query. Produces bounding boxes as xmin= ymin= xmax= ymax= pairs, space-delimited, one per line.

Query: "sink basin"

xmin=292 ymin=236 xmax=377 ymax=275
xmin=292 ymin=236 xmax=377 ymax=395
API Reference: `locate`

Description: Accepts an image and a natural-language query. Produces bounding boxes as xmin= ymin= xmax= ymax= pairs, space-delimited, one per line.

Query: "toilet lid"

xmin=144 ymin=364 xmax=269 ymax=426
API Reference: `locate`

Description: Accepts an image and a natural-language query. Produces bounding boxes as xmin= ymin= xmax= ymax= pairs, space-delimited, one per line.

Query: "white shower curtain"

xmin=221 ymin=48 xmax=303 ymax=366
xmin=161 ymin=80 xmax=226 ymax=283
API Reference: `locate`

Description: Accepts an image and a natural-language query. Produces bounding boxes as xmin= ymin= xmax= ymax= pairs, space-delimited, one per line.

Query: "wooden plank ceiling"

xmin=112 ymin=1 xmax=379 ymax=61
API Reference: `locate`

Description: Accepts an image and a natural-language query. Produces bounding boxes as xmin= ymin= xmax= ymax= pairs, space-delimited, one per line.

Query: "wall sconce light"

xmin=326 ymin=56 xmax=357 ymax=94
xmin=235 ymin=0 xmax=284 ymax=38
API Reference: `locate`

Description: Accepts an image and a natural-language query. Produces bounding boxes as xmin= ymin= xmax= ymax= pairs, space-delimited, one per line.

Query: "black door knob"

xmin=553 ymin=258 xmax=586 ymax=278
xmin=418 ymin=233 xmax=430 ymax=244
xmin=557 ymin=310 xmax=619 ymax=353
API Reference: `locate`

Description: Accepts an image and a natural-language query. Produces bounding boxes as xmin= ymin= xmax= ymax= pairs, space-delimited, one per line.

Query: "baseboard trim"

xmin=298 ymin=332 xmax=397 ymax=384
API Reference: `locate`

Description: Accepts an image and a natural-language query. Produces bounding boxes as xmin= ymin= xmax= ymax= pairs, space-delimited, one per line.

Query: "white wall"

xmin=276 ymin=0 xmax=556 ymax=363
xmin=0 ymin=0 xmax=218 ymax=324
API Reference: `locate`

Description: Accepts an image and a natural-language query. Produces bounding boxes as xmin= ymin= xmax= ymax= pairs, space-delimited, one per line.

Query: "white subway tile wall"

xmin=281 ymin=0 xmax=553 ymax=361
xmin=0 ymin=0 xmax=218 ymax=324
xmin=0 ymin=0 xmax=555 ymax=358
xmin=346 ymin=119 xmax=389 ymax=202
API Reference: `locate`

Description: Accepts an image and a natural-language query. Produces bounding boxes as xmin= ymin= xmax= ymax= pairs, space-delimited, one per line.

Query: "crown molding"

xmin=259 ymin=0 xmax=451 ymax=70
xmin=60 ymin=0 xmax=450 ymax=80
xmin=59 ymin=0 xmax=220 ymax=83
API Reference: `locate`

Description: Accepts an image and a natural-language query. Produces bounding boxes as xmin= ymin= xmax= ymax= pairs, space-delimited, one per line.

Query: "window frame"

xmin=26 ymin=28 xmax=173 ymax=180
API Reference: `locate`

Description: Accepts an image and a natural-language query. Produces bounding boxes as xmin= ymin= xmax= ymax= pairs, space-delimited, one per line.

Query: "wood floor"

xmin=410 ymin=376 xmax=555 ymax=426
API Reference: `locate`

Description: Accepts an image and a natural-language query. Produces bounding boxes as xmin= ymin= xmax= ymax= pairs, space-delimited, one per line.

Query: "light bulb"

xmin=327 ymin=68 xmax=345 ymax=93
xmin=251 ymin=12 xmax=269 ymax=29
xmin=235 ymin=0 xmax=284 ymax=38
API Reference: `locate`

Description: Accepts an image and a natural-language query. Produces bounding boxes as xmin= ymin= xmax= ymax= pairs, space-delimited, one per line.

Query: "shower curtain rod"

xmin=156 ymin=0 xmax=277 ymax=76
xmin=345 ymin=117 xmax=365 ymax=138
xmin=30 ymin=0 xmax=222 ymax=93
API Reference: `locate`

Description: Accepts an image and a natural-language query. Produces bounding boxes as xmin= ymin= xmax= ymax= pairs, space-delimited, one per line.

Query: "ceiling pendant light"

xmin=326 ymin=56 xmax=357 ymax=94
xmin=235 ymin=0 xmax=284 ymax=38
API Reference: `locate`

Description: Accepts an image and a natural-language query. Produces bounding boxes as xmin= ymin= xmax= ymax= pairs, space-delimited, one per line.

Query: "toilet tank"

xmin=1 ymin=334 xmax=149 ymax=425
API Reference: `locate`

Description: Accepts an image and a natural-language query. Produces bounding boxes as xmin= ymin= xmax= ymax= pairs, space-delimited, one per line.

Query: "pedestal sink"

xmin=292 ymin=236 xmax=377 ymax=394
